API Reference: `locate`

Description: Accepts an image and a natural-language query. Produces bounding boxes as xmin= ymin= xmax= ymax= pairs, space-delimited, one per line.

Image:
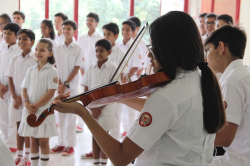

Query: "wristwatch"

xmin=64 ymin=81 xmax=70 ymax=88
xmin=22 ymin=99 xmax=29 ymax=103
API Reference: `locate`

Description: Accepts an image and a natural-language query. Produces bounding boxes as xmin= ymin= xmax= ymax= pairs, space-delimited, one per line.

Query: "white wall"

xmin=240 ymin=0 xmax=250 ymax=65
xmin=0 ymin=0 xmax=18 ymax=18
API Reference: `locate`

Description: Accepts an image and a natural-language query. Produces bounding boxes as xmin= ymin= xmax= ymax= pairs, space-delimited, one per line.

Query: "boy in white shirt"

xmin=5 ymin=29 xmax=36 ymax=165
xmin=80 ymin=39 xmax=117 ymax=165
xmin=77 ymin=12 xmax=103 ymax=74
xmin=0 ymin=23 xmax=21 ymax=152
xmin=205 ymin=25 xmax=250 ymax=166
xmin=0 ymin=14 xmax=12 ymax=53
xmin=12 ymin=11 xmax=25 ymax=28
xmin=50 ymin=20 xmax=83 ymax=156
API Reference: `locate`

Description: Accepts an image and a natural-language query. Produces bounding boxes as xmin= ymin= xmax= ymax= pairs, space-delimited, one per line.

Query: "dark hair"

xmin=3 ymin=23 xmax=20 ymax=35
xmin=205 ymin=25 xmax=246 ymax=59
xmin=41 ymin=19 xmax=55 ymax=40
xmin=149 ymin=11 xmax=225 ymax=134
xmin=102 ymin=23 xmax=119 ymax=36
xmin=62 ymin=20 xmax=77 ymax=30
xmin=199 ymin=13 xmax=207 ymax=18
xmin=54 ymin=12 xmax=68 ymax=21
xmin=95 ymin=39 xmax=112 ymax=51
xmin=37 ymin=39 xmax=55 ymax=64
xmin=122 ymin=20 xmax=136 ymax=31
xmin=87 ymin=13 xmax=99 ymax=22
xmin=17 ymin=29 xmax=35 ymax=41
xmin=128 ymin=16 xmax=141 ymax=27
xmin=217 ymin=14 xmax=233 ymax=25
xmin=13 ymin=11 xmax=25 ymax=20
xmin=0 ymin=13 xmax=12 ymax=23
xmin=205 ymin=13 xmax=217 ymax=20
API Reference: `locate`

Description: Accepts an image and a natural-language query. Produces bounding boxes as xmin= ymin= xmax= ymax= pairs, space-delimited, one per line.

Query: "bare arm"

xmin=34 ymin=89 xmax=56 ymax=108
xmin=121 ymin=98 xmax=147 ymax=112
xmin=53 ymin=101 xmax=144 ymax=166
xmin=215 ymin=122 xmax=238 ymax=147
xmin=8 ymin=77 xmax=17 ymax=98
xmin=66 ymin=66 xmax=80 ymax=83
xmin=127 ymin=67 xmax=138 ymax=78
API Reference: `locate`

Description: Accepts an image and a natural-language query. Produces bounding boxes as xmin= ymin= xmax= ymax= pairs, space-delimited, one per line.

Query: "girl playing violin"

xmin=53 ymin=11 xmax=226 ymax=166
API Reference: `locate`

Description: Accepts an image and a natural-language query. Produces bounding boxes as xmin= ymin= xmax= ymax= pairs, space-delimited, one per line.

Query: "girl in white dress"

xmin=18 ymin=39 xmax=58 ymax=166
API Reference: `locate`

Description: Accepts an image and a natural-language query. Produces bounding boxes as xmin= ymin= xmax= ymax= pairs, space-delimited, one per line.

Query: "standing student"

xmin=53 ymin=11 xmax=226 ymax=166
xmin=202 ymin=13 xmax=217 ymax=44
xmin=199 ymin=13 xmax=207 ymax=36
xmin=216 ymin=14 xmax=233 ymax=29
xmin=18 ymin=39 xmax=58 ymax=166
xmin=5 ymin=29 xmax=36 ymax=165
xmin=76 ymin=12 xmax=102 ymax=132
xmin=117 ymin=20 xmax=142 ymax=137
xmin=50 ymin=20 xmax=83 ymax=156
xmin=205 ymin=25 xmax=250 ymax=166
xmin=0 ymin=14 xmax=12 ymax=53
xmin=41 ymin=19 xmax=58 ymax=49
xmin=12 ymin=11 xmax=25 ymax=28
xmin=80 ymin=39 xmax=117 ymax=165
xmin=0 ymin=23 xmax=21 ymax=153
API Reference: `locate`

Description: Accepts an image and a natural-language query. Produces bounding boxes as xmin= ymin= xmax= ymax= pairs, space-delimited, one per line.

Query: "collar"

xmin=33 ymin=62 xmax=53 ymax=69
xmin=93 ymin=59 xmax=112 ymax=69
xmin=112 ymin=44 xmax=119 ymax=52
xmin=62 ymin=41 xmax=75 ymax=48
xmin=87 ymin=30 xmax=98 ymax=37
xmin=5 ymin=43 xmax=18 ymax=50
xmin=19 ymin=51 xmax=33 ymax=59
xmin=220 ymin=59 xmax=243 ymax=82
xmin=175 ymin=67 xmax=197 ymax=79
xmin=118 ymin=38 xmax=134 ymax=47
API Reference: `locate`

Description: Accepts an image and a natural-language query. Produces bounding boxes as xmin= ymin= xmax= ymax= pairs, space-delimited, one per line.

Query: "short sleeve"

xmin=21 ymin=68 xmax=31 ymax=89
xmin=131 ymin=47 xmax=142 ymax=68
xmin=48 ymin=68 xmax=59 ymax=90
xmin=221 ymin=83 xmax=244 ymax=125
xmin=75 ymin=47 xmax=84 ymax=67
xmin=80 ymin=67 xmax=89 ymax=87
xmin=127 ymin=93 xmax=174 ymax=151
xmin=4 ymin=58 xmax=14 ymax=77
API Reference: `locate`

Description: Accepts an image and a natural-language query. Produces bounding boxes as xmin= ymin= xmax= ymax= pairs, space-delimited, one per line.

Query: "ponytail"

xmin=198 ymin=62 xmax=226 ymax=133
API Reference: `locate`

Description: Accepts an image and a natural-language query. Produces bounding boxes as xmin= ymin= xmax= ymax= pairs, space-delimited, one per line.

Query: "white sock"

xmin=16 ymin=150 xmax=23 ymax=159
xmin=100 ymin=158 xmax=108 ymax=164
xmin=40 ymin=154 xmax=50 ymax=166
xmin=93 ymin=159 xmax=100 ymax=164
xmin=24 ymin=148 xmax=30 ymax=160
xmin=30 ymin=153 xmax=39 ymax=166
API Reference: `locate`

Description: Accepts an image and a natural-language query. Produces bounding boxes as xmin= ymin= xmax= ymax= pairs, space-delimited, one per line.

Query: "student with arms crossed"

xmin=0 ymin=23 xmax=21 ymax=152
xmin=204 ymin=25 xmax=250 ymax=166
xmin=53 ymin=11 xmax=226 ymax=166
xmin=5 ymin=29 xmax=36 ymax=166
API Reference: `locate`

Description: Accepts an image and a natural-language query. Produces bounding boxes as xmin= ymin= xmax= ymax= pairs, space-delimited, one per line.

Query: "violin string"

xmin=114 ymin=24 xmax=149 ymax=82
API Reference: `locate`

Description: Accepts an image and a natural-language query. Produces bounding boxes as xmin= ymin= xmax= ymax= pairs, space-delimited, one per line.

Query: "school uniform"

xmin=0 ymin=44 xmax=21 ymax=148
xmin=80 ymin=59 xmax=117 ymax=131
xmin=138 ymin=39 xmax=149 ymax=71
xmin=213 ymin=59 xmax=250 ymax=166
xmin=18 ymin=62 xmax=58 ymax=138
xmin=54 ymin=34 xmax=76 ymax=45
xmin=127 ymin=68 xmax=215 ymax=166
xmin=117 ymin=38 xmax=142 ymax=133
xmin=0 ymin=35 xmax=6 ymax=53
xmin=55 ymin=41 xmax=83 ymax=147
xmin=77 ymin=30 xmax=103 ymax=70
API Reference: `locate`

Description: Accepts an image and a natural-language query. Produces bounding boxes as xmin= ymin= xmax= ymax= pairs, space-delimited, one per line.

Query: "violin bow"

xmin=109 ymin=22 xmax=149 ymax=83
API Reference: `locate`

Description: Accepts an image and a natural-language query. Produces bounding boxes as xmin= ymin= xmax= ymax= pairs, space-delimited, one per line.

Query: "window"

xmin=20 ymin=0 xmax=45 ymax=40
xmin=49 ymin=0 xmax=74 ymax=20
xmin=78 ymin=0 xmax=130 ymax=40
xmin=161 ymin=0 xmax=184 ymax=15
xmin=214 ymin=0 xmax=236 ymax=23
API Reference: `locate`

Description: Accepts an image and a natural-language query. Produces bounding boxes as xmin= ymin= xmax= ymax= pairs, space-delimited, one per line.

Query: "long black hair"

xmin=149 ymin=11 xmax=225 ymax=134
xmin=41 ymin=19 xmax=55 ymax=40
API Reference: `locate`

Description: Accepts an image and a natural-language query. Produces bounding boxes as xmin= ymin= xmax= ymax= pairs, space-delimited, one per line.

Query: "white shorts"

xmin=9 ymin=98 xmax=23 ymax=122
xmin=97 ymin=115 xmax=115 ymax=131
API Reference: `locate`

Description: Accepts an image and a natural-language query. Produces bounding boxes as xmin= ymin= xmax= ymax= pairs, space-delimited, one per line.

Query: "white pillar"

xmin=0 ymin=0 xmax=19 ymax=18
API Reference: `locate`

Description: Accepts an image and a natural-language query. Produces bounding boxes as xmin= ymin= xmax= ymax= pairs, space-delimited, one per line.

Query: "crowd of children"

xmin=0 ymin=9 xmax=248 ymax=166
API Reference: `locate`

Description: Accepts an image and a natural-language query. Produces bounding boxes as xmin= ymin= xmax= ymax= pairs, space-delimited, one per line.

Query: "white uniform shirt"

xmin=80 ymin=59 xmax=117 ymax=115
xmin=117 ymin=38 xmax=142 ymax=78
xmin=21 ymin=62 xmax=58 ymax=123
xmin=77 ymin=31 xmax=103 ymax=70
xmin=138 ymin=39 xmax=148 ymax=67
xmin=127 ymin=69 xmax=215 ymax=166
xmin=5 ymin=51 xmax=36 ymax=96
xmin=0 ymin=35 xmax=6 ymax=53
xmin=54 ymin=34 xmax=76 ymax=45
xmin=219 ymin=59 xmax=250 ymax=166
xmin=0 ymin=44 xmax=21 ymax=86
xmin=55 ymin=41 xmax=83 ymax=90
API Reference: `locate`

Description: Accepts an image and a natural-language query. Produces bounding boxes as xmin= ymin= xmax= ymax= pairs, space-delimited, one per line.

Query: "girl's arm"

xmin=34 ymin=89 xmax=56 ymax=108
xmin=22 ymin=88 xmax=38 ymax=114
xmin=53 ymin=100 xmax=144 ymax=166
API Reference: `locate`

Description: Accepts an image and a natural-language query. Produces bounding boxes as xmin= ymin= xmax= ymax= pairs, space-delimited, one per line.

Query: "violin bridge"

xmin=126 ymin=75 xmax=132 ymax=83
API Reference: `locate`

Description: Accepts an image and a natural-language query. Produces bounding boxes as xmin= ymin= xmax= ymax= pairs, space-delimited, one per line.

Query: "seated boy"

xmin=216 ymin=14 xmax=233 ymax=29
xmin=80 ymin=39 xmax=117 ymax=165
xmin=12 ymin=11 xmax=25 ymax=28
xmin=0 ymin=23 xmax=21 ymax=152
xmin=205 ymin=25 xmax=250 ymax=166
xmin=5 ymin=29 xmax=36 ymax=165
xmin=0 ymin=14 xmax=12 ymax=52
xmin=51 ymin=20 xmax=83 ymax=156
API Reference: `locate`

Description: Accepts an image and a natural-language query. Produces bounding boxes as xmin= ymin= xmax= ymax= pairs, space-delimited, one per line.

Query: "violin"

xmin=27 ymin=22 xmax=172 ymax=127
